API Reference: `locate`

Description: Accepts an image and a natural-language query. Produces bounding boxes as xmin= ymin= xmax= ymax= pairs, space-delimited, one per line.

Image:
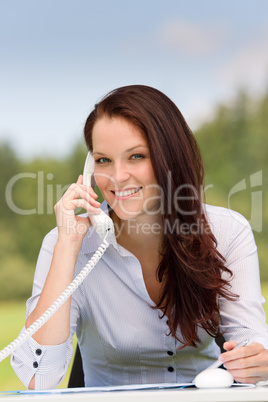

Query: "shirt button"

xmin=167 ymin=351 xmax=174 ymax=356
xmin=33 ymin=361 xmax=38 ymax=368
xmin=35 ymin=349 xmax=42 ymax=356
xmin=168 ymin=366 xmax=174 ymax=372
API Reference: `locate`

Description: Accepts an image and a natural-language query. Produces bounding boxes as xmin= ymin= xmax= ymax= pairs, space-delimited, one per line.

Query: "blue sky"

xmin=1 ymin=0 xmax=268 ymax=159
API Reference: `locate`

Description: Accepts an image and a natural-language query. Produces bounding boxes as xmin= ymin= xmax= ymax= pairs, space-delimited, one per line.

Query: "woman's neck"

xmin=111 ymin=211 xmax=166 ymax=309
xmin=111 ymin=211 xmax=163 ymax=254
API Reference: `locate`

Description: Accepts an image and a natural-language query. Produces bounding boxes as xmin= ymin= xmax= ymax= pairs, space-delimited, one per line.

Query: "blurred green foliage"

xmin=0 ymin=89 xmax=267 ymax=301
xmin=196 ymin=89 xmax=268 ymax=278
xmin=0 ymin=142 xmax=87 ymax=300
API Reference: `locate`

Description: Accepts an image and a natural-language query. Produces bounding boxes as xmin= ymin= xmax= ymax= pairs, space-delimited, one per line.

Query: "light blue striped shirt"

xmin=11 ymin=203 xmax=268 ymax=389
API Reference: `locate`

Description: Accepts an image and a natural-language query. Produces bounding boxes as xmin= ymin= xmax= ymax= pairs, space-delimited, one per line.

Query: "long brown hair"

xmin=84 ymin=85 xmax=236 ymax=348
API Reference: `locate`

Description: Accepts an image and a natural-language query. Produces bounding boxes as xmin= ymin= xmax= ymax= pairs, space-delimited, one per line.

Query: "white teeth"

xmin=114 ymin=188 xmax=141 ymax=197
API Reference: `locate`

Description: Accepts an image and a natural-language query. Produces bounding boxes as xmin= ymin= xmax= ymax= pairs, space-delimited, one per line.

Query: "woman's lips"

xmin=111 ymin=187 xmax=142 ymax=200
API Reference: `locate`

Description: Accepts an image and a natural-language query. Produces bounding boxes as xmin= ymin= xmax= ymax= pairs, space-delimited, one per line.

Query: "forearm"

xmin=11 ymin=331 xmax=72 ymax=390
xmin=17 ymin=177 xmax=98 ymax=389
xmin=26 ymin=240 xmax=80 ymax=345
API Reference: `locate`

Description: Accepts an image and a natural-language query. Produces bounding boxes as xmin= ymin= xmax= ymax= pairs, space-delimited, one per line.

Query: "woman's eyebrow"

xmin=93 ymin=145 xmax=148 ymax=156
xmin=92 ymin=151 xmax=106 ymax=156
xmin=125 ymin=145 xmax=149 ymax=152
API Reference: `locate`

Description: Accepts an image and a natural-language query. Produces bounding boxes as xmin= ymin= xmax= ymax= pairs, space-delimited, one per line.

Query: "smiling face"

xmin=92 ymin=116 xmax=161 ymax=221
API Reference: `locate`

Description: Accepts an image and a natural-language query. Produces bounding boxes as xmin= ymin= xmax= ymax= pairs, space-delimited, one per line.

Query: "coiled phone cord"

xmin=0 ymin=238 xmax=110 ymax=362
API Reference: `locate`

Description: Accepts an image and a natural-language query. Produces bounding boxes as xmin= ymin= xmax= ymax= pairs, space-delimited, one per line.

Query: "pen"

xmin=206 ymin=339 xmax=249 ymax=370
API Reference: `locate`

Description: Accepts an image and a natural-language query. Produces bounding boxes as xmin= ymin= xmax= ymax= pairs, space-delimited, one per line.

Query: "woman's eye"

xmin=95 ymin=157 xmax=110 ymax=164
xmin=131 ymin=154 xmax=145 ymax=160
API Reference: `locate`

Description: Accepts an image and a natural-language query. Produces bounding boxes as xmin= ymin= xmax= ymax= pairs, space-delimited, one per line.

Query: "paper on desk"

xmin=5 ymin=383 xmax=194 ymax=394
xmin=4 ymin=382 xmax=255 ymax=395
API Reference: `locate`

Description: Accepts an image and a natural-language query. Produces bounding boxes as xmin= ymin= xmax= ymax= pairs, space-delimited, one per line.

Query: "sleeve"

xmin=218 ymin=212 xmax=268 ymax=348
xmin=11 ymin=229 xmax=80 ymax=389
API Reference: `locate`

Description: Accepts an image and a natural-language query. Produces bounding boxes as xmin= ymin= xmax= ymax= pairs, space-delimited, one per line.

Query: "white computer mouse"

xmin=194 ymin=368 xmax=234 ymax=389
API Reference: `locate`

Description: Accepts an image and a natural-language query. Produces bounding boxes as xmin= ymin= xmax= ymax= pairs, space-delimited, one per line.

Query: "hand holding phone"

xmin=83 ymin=152 xmax=114 ymax=239
xmin=0 ymin=154 xmax=114 ymax=362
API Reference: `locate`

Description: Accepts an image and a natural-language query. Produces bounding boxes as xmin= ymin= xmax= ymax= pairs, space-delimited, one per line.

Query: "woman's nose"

xmin=112 ymin=161 xmax=131 ymax=184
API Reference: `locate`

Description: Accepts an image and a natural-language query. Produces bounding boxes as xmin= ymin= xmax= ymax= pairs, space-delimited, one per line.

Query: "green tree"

xmin=196 ymin=88 xmax=268 ymax=279
xmin=0 ymin=142 xmax=20 ymax=220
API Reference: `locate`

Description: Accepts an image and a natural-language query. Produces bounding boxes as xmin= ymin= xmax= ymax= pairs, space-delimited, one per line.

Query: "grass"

xmin=0 ymin=301 xmax=75 ymax=391
xmin=0 ymin=302 xmax=26 ymax=391
xmin=1 ymin=284 xmax=268 ymax=392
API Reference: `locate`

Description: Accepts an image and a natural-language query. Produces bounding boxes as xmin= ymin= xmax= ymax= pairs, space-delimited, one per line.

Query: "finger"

xmin=63 ymin=183 xmax=84 ymax=199
xmin=221 ymin=343 xmax=263 ymax=364
xmin=223 ymin=341 xmax=237 ymax=351
xmin=224 ymin=356 xmax=258 ymax=371
xmin=80 ymin=184 xmax=99 ymax=199
xmin=228 ymin=365 xmax=268 ymax=383
xmin=219 ymin=341 xmax=238 ymax=363
xmin=77 ymin=174 xmax=83 ymax=185
xmin=79 ymin=172 xmax=99 ymax=198
xmin=232 ymin=375 xmax=261 ymax=384
xmin=77 ymin=175 xmax=99 ymax=199
xmin=63 ymin=184 xmax=100 ymax=207
xmin=68 ymin=199 xmax=102 ymax=213
xmin=224 ymin=347 xmax=268 ymax=373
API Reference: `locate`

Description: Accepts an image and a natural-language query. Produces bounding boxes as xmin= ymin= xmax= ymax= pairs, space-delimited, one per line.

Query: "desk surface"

xmin=1 ymin=387 xmax=268 ymax=402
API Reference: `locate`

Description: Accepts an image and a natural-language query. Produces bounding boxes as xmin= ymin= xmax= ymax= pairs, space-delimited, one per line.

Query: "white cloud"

xmin=218 ymin=24 xmax=268 ymax=91
xmin=157 ymin=19 xmax=228 ymax=56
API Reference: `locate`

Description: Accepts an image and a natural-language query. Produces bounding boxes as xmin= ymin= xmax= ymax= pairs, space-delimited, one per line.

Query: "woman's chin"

xmin=109 ymin=207 xmax=143 ymax=222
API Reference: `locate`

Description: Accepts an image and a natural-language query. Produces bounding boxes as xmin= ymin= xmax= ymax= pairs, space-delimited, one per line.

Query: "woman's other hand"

xmin=219 ymin=340 xmax=268 ymax=384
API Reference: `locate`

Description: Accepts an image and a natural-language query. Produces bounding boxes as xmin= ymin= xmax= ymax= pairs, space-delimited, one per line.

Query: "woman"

xmin=12 ymin=85 xmax=268 ymax=389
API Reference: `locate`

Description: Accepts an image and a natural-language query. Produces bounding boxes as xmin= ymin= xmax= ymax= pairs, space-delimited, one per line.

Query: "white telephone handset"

xmin=83 ymin=152 xmax=114 ymax=239
xmin=0 ymin=153 xmax=114 ymax=363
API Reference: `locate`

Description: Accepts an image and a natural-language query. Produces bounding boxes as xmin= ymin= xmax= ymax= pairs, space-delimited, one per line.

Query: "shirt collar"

xmin=80 ymin=201 xmax=130 ymax=257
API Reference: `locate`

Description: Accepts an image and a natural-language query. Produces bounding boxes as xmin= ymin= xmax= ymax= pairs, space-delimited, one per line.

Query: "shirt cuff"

xmin=11 ymin=326 xmax=71 ymax=389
